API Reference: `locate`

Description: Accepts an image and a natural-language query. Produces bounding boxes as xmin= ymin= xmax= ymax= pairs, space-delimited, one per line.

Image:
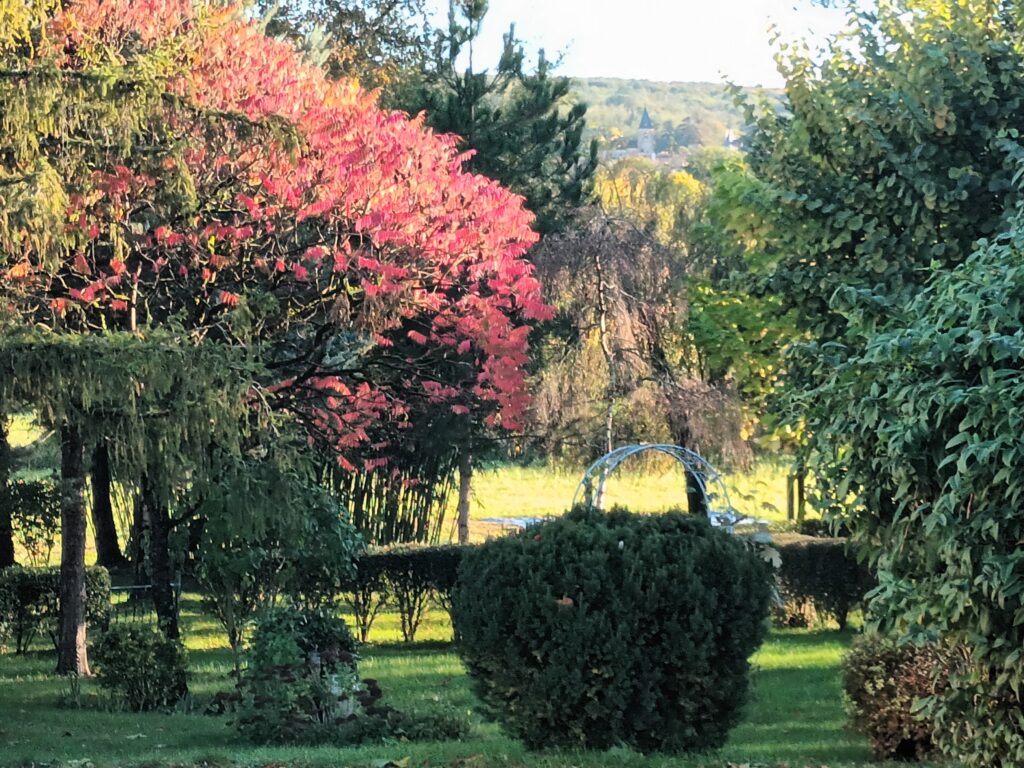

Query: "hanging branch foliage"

xmin=0 ymin=329 xmax=261 ymax=500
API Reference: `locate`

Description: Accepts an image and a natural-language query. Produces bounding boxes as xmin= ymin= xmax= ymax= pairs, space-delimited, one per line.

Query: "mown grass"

xmin=0 ymin=591 xmax=883 ymax=768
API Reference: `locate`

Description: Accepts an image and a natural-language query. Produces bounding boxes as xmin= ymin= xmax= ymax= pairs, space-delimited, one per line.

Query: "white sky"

xmin=426 ymin=1 xmax=846 ymax=87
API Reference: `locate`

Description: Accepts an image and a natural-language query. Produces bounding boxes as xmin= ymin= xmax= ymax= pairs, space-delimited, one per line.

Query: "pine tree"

xmin=394 ymin=0 xmax=597 ymax=235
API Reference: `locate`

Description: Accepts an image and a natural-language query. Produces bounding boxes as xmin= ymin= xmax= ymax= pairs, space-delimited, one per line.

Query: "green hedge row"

xmin=0 ymin=566 xmax=111 ymax=653
xmin=345 ymin=545 xmax=468 ymax=643
xmin=774 ymin=538 xmax=873 ymax=629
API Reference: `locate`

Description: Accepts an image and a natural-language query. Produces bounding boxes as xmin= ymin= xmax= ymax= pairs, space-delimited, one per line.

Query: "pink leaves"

xmin=38 ymin=0 xmax=553 ymax=469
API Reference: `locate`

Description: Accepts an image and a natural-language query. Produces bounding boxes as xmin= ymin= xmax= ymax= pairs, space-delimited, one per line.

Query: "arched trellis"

xmin=572 ymin=444 xmax=748 ymax=530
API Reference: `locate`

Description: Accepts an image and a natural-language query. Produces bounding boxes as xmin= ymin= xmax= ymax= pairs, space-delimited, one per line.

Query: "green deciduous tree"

xmin=727 ymin=2 xmax=1024 ymax=763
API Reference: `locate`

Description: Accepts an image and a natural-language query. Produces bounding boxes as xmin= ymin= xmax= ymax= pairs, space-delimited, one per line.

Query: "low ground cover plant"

xmin=235 ymin=605 xmax=471 ymax=745
xmin=452 ymin=506 xmax=772 ymax=753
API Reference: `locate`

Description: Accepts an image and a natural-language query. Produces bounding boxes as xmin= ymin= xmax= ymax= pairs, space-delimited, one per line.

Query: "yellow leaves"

xmin=0 ymin=0 xmax=59 ymax=56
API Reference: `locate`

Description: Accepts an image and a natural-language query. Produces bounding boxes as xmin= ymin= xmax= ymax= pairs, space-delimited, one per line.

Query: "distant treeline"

xmin=570 ymin=78 xmax=779 ymax=150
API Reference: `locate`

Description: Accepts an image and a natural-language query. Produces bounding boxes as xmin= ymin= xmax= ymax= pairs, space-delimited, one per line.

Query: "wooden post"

xmin=786 ymin=475 xmax=795 ymax=522
xmin=457 ymin=448 xmax=472 ymax=545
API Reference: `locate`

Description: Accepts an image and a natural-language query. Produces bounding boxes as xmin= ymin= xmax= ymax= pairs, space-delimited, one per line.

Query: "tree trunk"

xmin=141 ymin=474 xmax=180 ymax=640
xmin=128 ymin=492 xmax=149 ymax=585
xmin=593 ymin=243 xmax=616 ymax=509
xmin=0 ymin=415 xmax=15 ymax=568
xmin=57 ymin=425 xmax=90 ymax=676
xmin=457 ymin=448 xmax=473 ymax=545
xmin=90 ymin=444 xmax=126 ymax=569
xmin=140 ymin=472 xmax=187 ymax=696
xmin=667 ymin=405 xmax=708 ymax=517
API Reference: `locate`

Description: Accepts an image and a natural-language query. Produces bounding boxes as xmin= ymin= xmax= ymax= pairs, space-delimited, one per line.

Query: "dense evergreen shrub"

xmin=775 ymin=538 xmax=873 ymax=629
xmin=842 ymin=634 xmax=956 ymax=761
xmin=452 ymin=507 xmax=772 ymax=753
xmin=92 ymin=624 xmax=188 ymax=710
xmin=419 ymin=544 xmax=467 ymax=618
xmin=0 ymin=566 xmax=110 ymax=653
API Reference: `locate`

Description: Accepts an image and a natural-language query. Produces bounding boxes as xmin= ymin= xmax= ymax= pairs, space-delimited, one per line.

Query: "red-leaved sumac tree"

xmin=0 ymin=0 xmax=548 ymax=671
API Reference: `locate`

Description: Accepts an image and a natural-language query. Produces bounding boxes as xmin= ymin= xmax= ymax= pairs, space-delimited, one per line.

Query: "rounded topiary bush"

xmin=451 ymin=506 xmax=773 ymax=753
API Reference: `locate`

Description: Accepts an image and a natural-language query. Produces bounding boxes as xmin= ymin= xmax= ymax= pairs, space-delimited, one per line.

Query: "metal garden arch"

xmin=572 ymin=443 xmax=748 ymax=530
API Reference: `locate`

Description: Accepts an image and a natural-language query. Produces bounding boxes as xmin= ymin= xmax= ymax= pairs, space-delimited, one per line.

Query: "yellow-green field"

xmin=7 ymin=412 xmax=807 ymax=557
xmin=454 ymin=459 xmax=799 ymax=542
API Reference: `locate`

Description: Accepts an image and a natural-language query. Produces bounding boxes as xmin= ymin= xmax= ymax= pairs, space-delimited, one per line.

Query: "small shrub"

xmin=346 ymin=545 xmax=471 ymax=643
xmin=842 ymin=633 xmax=955 ymax=761
xmin=284 ymin=504 xmax=361 ymax=610
xmin=92 ymin=623 xmax=188 ymax=711
xmin=452 ymin=506 xmax=772 ymax=753
xmin=236 ymin=606 xmax=361 ymax=744
xmin=194 ymin=469 xmax=362 ymax=672
xmin=775 ymin=538 xmax=873 ymax=629
xmin=0 ymin=566 xmax=110 ymax=653
xmin=377 ymin=547 xmax=440 ymax=642
xmin=2 ymin=479 xmax=60 ymax=567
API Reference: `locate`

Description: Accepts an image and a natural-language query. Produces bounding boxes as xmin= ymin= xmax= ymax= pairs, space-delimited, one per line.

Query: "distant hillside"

xmin=570 ymin=78 xmax=774 ymax=151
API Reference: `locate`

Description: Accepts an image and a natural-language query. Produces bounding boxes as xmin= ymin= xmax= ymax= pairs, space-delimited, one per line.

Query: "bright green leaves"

xmin=808 ymin=223 xmax=1024 ymax=765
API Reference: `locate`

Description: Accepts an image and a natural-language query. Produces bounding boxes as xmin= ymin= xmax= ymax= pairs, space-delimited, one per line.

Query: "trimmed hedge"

xmin=344 ymin=545 xmax=469 ymax=643
xmin=452 ymin=507 xmax=772 ymax=753
xmin=842 ymin=633 xmax=956 ymax=761
xmin=775 ymin=538 xmax=873 ymax=629
xmin=0 ymin=566 xmax=111 ymax=653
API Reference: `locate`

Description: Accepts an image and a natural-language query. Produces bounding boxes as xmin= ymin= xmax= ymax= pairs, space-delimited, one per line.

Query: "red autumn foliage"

xmin=3 ymin=0 xmax=550 ymax=461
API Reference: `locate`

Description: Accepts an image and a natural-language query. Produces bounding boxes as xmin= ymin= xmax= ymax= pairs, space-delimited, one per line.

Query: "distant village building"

xmin=636 ymin=107 xmax=656 ymax=157
xmin=603 ymin=108 xmax=742 ymax=164
xmin=607 ymin=107 xmax=658 ymax=161
xmin=723 ymin=128 xmax=743 ymax=150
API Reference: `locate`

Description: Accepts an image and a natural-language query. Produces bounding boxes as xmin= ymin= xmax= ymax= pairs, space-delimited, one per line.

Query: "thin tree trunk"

xmin=57 ymin=425 xmax=90 ymax=676
xmin=594 ymin=243 xmax=616 ymax=456
xmin=594 ymin=243 xmax=616 ymax=508
xmin=457 ymin=448 xmax=472 ymax=545
xmin=0 ymin=414 xmax=15 ymax=568
xmin=90 ymin=444 xmax=126 ymax=569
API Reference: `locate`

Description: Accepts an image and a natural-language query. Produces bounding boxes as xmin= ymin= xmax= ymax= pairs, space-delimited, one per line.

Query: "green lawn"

xmin=0 ymin=594 xmax=880 ymax=768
